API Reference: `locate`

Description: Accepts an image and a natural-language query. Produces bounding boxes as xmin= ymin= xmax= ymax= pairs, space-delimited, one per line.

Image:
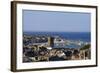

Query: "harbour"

xmin=23 ymin=32 xmax=91 ymax=62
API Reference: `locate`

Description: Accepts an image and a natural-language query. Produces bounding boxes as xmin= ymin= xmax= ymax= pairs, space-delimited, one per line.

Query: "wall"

xmin=0 ymin=0 xmax=99 ymax=73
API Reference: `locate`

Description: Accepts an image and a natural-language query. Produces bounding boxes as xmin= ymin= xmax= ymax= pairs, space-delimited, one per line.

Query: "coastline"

xmin=23 ymin=32 xmax=91 ymax=62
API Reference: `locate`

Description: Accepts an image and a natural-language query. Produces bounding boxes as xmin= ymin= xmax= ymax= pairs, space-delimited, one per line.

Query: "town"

xmin=23 ymin=35 xmax=91 ymax=62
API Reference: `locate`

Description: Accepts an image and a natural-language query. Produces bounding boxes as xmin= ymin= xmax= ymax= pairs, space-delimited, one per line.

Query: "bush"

xmin=80 ymin=44 xmax=90 ymax=50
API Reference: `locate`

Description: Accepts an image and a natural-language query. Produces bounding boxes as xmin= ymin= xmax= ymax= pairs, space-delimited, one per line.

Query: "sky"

xmin=23 ymin=10 xmax=91 ymax=32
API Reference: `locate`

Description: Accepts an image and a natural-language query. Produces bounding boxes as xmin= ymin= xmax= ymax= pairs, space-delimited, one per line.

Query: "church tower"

xmin=48 ymin=37 xmax=54 ymax=47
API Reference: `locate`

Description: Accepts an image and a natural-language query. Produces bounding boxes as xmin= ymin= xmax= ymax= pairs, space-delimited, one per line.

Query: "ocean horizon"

xmin=23 ymin=31 xmax=91 ymax=42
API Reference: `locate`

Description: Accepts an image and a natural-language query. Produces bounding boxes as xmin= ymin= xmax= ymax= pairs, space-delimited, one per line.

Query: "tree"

xmin=80 ymin=44 xmax=90 ymax=50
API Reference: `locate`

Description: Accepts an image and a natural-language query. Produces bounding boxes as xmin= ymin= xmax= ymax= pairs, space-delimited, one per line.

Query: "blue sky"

xmin=23 ymin=10 xmax=91 ymax=32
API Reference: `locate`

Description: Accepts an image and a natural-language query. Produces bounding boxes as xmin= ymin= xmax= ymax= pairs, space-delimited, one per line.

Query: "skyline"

xmin=23 ymin=10 xmax=91 ymax=32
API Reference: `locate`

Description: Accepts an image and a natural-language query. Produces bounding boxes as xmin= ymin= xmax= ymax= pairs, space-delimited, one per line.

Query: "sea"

xmin=24 ymin=32 xmax=91 ymax=42
xmin=24 ymin=32 xmax=91 ymax=49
